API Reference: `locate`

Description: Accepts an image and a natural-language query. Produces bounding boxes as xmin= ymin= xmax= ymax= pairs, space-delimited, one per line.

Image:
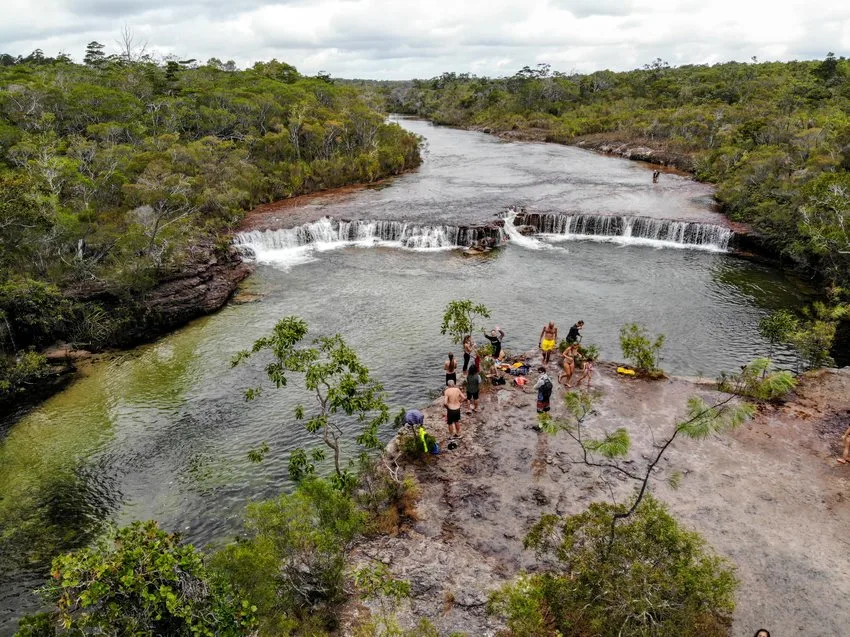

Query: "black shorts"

xmin=466 ymin=391 xmax=479 ymax=400
xmin=447 ymin=408 xmax=461 ymax=424
xmin=446 ymin=372 xmax=457 ymax=385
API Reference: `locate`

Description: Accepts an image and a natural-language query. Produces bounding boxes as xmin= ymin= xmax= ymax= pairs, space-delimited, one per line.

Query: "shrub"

xmin=211 ymin=477 xmax=362 ymax=636
xmin=490 ymin=496 xmax=737 ymax=637
xmin=0 ymin=350 xmax=50 ymax=403
xmin=355 ymin=456 xmax=420 ymax=535
xmin=17 ymin=520 xmax=255 ymax=637
xmin=718 ymin=358 xmax=797 ymax=401
xmin=440 ymin=299 xmax=491 ymax=345
xmin=619 ymin=323 xmax=665 ymax=374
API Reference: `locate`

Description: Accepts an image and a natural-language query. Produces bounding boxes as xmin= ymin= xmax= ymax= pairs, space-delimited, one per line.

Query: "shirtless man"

xmin=444 ymin=379 xmax=465 ymax=438
xmin=539 ymin=321 xmax=558 ymax=364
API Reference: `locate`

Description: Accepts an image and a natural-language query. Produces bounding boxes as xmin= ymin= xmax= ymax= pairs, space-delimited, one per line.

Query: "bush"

xmin=355 ymin=456 xmax=420 ymax=535
xmin=718 ymin=358 xmax=797 ymax=401
xmin=17 ymin=520 xmax=255 ymax=637
xmin=0 ymin=350 xmax=50 ymax=402
xmin=211 ymin=477 xmax=363 ymax=636
xmin=619 ymin=323 xmax=665 ymax=374
xmin=490 ymin=496 xmax=737 ymax=637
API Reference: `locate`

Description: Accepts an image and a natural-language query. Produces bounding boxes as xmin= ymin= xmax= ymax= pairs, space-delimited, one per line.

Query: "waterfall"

xmin=511 ymin=211 xmax=734 ymax=251
xmin=234 ymin=217 xmax=506 ymax=266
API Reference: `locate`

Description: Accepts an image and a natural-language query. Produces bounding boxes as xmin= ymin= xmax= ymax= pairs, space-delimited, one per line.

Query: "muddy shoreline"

xmin=348 ymin=361 xmax=850 ymax=636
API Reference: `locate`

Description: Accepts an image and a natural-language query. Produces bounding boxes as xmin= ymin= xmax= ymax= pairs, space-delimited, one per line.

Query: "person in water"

xmin=566 ymin=320 xmax=584 ymax=344
xmin=465 ymin=364 xmax=481 ymax=414
xmin=444 ymin=352 xmax=457 ymax=386
xmin=539 ymin=321 xmax=558 ymax=364
xmin=462 ymin=335 xmax=474 ymax=372
xmin=652 ymin=170 xmax=660 ymax=183
xmin=483 ymin=326 xmax=505 ymax=359
xmin=444 ymin=379 xmax=464 ymax=438
xmin=559 ymin=342 xmax=579 ymax=387
xmin=754 ymin=630 xmax=770 ymax=637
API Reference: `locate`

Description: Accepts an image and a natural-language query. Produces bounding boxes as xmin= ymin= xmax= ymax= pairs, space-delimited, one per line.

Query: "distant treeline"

xmin=385 ymin=56 xmax=850 ymax=288
xmin=0 ymin=47 xmax=421 ymax=403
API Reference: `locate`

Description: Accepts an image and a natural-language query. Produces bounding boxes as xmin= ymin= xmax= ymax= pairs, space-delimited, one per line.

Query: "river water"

xmin=0 ymin=119 xmax=810 ymax=632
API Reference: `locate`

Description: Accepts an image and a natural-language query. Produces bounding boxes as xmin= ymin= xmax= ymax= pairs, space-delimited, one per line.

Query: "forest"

xmin=385 ymin=55 xmax=850 ymax=290
xmin=0 ymin=47 xmax=421 ymax=404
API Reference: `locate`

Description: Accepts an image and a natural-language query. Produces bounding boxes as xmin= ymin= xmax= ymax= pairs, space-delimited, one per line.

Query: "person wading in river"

xmin=539 ymin=321 xmax=558 ymax=364
xmin=444 ymin=379 xmax=464 ymax=438
xmin=444 ymin=352 xmax=457 ymax=386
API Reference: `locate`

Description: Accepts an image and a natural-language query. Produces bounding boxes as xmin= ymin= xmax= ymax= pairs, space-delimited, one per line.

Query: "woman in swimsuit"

xmin=444 ymin=352 xmax=457 ymax=386
xmin=559 ymin=343 xmax=579 ymax=387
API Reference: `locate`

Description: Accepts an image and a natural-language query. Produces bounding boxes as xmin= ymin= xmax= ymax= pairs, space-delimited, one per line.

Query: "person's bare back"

xmin=444 ymin=385 xmax=464 ymax=410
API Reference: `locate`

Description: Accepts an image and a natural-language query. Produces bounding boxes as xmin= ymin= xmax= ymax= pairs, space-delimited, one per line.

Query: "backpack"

xmin=540 ymin=377 xmax=553 ymax=400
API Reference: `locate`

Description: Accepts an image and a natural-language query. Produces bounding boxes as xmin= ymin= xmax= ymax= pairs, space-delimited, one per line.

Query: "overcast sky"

xmin=2 ymin=0 xmax=848 ymax=79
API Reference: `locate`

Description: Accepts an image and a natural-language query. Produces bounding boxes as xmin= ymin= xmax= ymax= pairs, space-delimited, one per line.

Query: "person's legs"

xmin=840 ymin=436 xmax=850 ymax=463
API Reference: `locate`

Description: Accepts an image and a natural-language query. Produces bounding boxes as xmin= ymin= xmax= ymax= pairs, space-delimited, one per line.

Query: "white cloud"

xmin=0 ymin=0 xmax=846 ymax=78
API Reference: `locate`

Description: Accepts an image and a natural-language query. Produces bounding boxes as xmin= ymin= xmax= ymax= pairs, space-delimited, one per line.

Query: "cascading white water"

xmin=233 ymin=217 xmax=506 ymax=266
xmin=514 ymin=210 xmax=734 ymax=251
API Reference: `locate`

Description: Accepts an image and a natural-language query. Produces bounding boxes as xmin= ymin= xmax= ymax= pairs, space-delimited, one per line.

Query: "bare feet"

xmin=838 ymin=458 xmax=848 ymax=464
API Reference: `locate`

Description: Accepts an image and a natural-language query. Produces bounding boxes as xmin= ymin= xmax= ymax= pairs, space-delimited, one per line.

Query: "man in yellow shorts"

xmin=538 ymin=321 xmax=558 ymax=364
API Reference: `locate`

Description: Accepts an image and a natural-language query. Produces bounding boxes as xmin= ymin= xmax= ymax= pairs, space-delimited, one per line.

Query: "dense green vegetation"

xmin=387 ymin=56 xmax=850 ymax=288
xmin=491 ymin=496 xmax=737 ymax=637
xmin=0 ymin=49 xmax=421 ymax=405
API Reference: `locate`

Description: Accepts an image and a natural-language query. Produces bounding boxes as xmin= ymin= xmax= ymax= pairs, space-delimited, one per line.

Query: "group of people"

xmin=441 ymin=327 xmax=505 ymax=438
xmin=438 ymin=320 xmax=594 ymax=430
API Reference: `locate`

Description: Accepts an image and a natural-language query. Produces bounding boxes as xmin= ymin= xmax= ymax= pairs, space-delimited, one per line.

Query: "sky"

xmin=2 ymin=0 xmax=849 ymax=79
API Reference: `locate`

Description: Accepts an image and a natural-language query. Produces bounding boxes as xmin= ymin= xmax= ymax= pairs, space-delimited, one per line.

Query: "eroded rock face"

xmin=139 ymin=248 xmax=252 ymax=335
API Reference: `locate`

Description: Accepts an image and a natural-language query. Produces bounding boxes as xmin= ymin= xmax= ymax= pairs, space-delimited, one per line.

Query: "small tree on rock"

xmin=758 ymin=309 xmax=798 ymax=359
xmin=619 ymin=323 xmax=665 ymax=375
xmin=440 ymin=299 xmax=490 ymax=344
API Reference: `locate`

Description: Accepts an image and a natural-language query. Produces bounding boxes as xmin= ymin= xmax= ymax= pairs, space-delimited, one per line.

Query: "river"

xmin=0 ymin=119 xmax=810 ymax=633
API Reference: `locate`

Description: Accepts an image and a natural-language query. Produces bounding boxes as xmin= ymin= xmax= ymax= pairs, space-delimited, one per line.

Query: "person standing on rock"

xmin=559 ymin=343 xmax=579 ymax=387
xmin=444 ymin=379 xmax=464 ymax=438
xmin=539 ymin=321 xmax=558 ymax=364
xmin=483 ymin=326 xmax=505 ymax=359
xmin=462 ymin=335 xmax=475 ymax=372
xmin=566 ymin=320 xmax=584 ymax=344
xmin=534 ymin=366 xmax=553 ymax=414
xmin=465 ymin=364 xmax=481 ymax=414
xmin=444 ymin=352 xmax=457 ymax=386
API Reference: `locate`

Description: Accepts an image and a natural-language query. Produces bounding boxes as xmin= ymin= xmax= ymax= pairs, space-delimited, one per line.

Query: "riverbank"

xmin=347 ymin=361 xmax=850 ymax=635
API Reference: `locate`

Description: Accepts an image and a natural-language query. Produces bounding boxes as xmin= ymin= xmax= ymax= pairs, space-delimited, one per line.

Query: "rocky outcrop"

xmin=574 ymin=137 xmax=695 ymax=172
xmin=138 ymin=247 xmax=252 ymax=336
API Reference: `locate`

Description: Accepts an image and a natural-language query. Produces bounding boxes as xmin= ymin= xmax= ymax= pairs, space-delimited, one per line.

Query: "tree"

xmin=212 ymin=477 xmax=362 ymax=636
xmin=758 ymin=309 xmax=798 ymax=359
xmin=717 ymin=357 xmax=797 ymax=400
xmin=619 ymin=323 xmax=665 ymax=375
xmin=491 ymin=495 xmax=738 ymax=636
xmin=232 ymin=316 xmax=389 ymax=491
xmin=83 ymin=41 xmax=106 ymax=67
xmin=440 ymin=299 xmax=491 ymax=345
xmin=16 ymin=520 xmax=255 ymax=636
xmin=541 ymin=390 xmax=753 ymax=549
